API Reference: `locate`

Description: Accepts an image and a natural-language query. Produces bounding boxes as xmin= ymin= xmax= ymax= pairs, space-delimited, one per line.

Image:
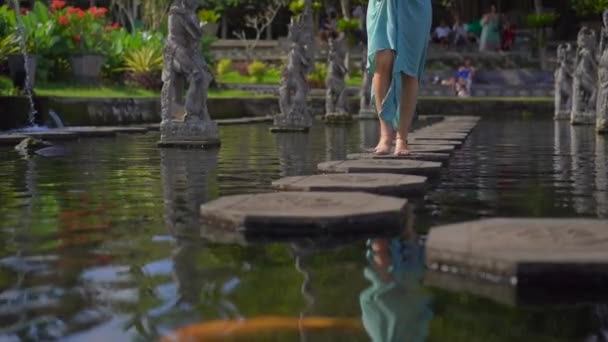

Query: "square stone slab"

xmin=410 ymin=132 xmax=468 ymax=141
xmin=426 ymin=218 xmax=608 ymax=287
xmin=348 ymin=152 xmax=450 ymax=163
xmin=365 ymin=144 xmax=455 ymax=154
xmin=272 ymin=173 xmax=427 ymax=196
xmin=200 ymin=191 xmax=408 ymax=236
xmin=0 ymin=134 xmax=28 ymax=146
xmin=318 ymin=159 xmax=442 ymax=177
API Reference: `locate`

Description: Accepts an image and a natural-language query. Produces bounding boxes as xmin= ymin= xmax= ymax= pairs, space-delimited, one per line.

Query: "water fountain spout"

xmin=10 ymin=0 xmax=38 ymax=126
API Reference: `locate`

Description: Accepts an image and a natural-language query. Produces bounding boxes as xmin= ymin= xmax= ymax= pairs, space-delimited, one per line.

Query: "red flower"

xmin=51 ymin=0 xmax=66 ymax=11
xmin=76 ymin=9 xmax=86 ymax=18
xmin=72 ymin=34 xmax=81 ymax=43
xmin=58 ymin=15 xmax=69 ymax=26
xmin=89 ymin=7 xmax=108 ymax=18
xmin=67 ymin=7 xmax=79 ymax=15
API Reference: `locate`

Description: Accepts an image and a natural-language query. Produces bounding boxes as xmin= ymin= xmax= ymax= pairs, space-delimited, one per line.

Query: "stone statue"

xmin=571 ymin=26 xmax=598 ymax=125
xmin=274 ymin=0 xmax=314 ymax=132
xmin=554 ymin=43 xmax=575 ymax=120
xmin=324 ymin=33 xmax=350 ymax=123
xmin=359 ymin=47 xmax=375 ymax=119
xmin=597 ymin=9 xmax=608 ymax=133
xmin=159 ymin=0 xmax=220 ymax=147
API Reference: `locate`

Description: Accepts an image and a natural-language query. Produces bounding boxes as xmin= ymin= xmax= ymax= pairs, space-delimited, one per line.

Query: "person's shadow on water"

xmin=360 ymin=226 xmax=433 ymax=342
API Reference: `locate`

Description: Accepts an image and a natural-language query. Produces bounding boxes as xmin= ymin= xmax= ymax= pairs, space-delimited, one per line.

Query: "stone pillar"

xmin=358 ymin=47 xmax=376 ymax=119
xmin=597 ymin=10 xmax=608 ymax=133
xmin=571 ymin=27 xmax=598 ymax=126
xmin=273 ymin=0 xmax=314 ymax=133
xmin=554 ymin=43 xmax=574 ymax=120
xmin=324 ymin=33 xmax=351 ymax=124
xmin=159 ymin=0 xmax=220 ymax=148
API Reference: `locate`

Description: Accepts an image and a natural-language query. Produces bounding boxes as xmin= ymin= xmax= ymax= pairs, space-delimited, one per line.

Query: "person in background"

xmin=432 ymin=20 xmax=451 ymax=48
xmin=479 ymin=4 xmax=500 ymax=51
xmin=501 ymin=19 xmax=515 ymax=51
xmin=454 ymin=57 xmax=475 ymax=97
xmin=452 ymin=14 xmax=468 ymax=47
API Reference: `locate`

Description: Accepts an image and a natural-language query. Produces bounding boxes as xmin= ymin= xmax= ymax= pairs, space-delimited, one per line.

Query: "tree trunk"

xmin=340 ymin=0 xmax=352 ymax=76
xmin=221 ymin=15 xmax=228 ymax=39
xmin=534 ymin=0 xmax=547 ymax=70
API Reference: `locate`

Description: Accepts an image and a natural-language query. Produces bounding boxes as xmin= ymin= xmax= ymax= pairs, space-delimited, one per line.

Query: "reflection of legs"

xmin=395 ymin=74 xmax=418 ymax=155
xmin=372 ymin=50 xmax=395 ymax=154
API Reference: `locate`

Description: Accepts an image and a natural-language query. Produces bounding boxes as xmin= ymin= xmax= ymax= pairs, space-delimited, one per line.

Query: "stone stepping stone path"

xmin=62 ymin=127 xmax=118 ymax=137
xmin=348 ymin=152 xmax=451 ymax=163
xmin=318 ymin=159 xmax=442 ymax=177
xmin=409 ymin=139 xmax=462 ymax=147
xmin=366 ymin=144 xmax=455 ymax=154
xmin=0 ymin=134 xmax=28 ymax=146
xmin=426 ymin=218 xmax=608 ymax=286
xmin=271 ymin=173 xmax=427 ymax=196
xmin=200 ymin=192 xmax=408 ymax=236
xmin=410 ymin=132 xmax=468 ymax=141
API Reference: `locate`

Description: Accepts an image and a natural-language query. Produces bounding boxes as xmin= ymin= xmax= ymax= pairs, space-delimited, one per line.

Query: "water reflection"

xmin=595 ymin=135 xmax=608 ymax=218
xmin=553 ymin=121 xmax=572 ymax=192
xmin=570 ymin=126 xmax=597 ymax=215
xmin=359 ymin=120 xmax=379 ymax=150
xmin=325 ymin=125 xmax=348 ymax=161
xmin=360 ymin=210 xmax=432 ymax=342
xmin=160 ymin=148 xmax=218 ymax=236
xmin=274 ymin=133 xmax=312 ymax=177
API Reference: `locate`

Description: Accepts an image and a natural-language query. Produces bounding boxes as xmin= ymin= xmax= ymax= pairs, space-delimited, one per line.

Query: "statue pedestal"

xmin=158 ymin=116 xmax=221 ymax=148
xmin=356 ymin=110 xmax=377 ymax=120
xmin=271 ymin=112 xmax=312 ymax=133
xmin=554 ymin=110 xmax=571 ymax=120
xmin=324 ymin=112 xmax=352 ymax=124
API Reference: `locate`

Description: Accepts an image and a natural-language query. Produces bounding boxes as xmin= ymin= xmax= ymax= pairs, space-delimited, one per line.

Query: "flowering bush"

xmin=51 ymin=0 xmax=112 ymax=55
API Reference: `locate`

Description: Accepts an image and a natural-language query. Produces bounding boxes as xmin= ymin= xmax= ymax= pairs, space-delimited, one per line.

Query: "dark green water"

xmin=0 ymin=117 xmax=606 ymax=341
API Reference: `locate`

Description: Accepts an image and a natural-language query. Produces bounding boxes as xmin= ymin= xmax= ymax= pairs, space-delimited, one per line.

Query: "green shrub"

xmin=119 ymin=45 xmax=163 ymax=90
xmin=571 ymin=0 xmax=608 ymax=16
xmin=0 ymin=34 xmax=18 ymax=64
xmin=0 ymin=75 xmax=16 ymax=95
xmin=217 ymin=59 xmax=233 ymax=76
xmin=307 ymin=62 xmax=327 ymax=87
xmin=198 ymin=9 xmax=220 ymax=24
xmin=526 ymin=12 xmax=558 ymax=28
xmin=247 ymin=60 xmax=267 ymax=83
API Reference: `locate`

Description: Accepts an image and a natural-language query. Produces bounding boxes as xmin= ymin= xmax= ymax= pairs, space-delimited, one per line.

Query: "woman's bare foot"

xmin=394 ymin=138 xmax=410 ymax=156
xmin=373 ymin=134 xmax=394 ymax=155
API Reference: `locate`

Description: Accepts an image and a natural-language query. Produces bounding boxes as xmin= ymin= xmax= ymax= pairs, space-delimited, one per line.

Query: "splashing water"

xmin=11 ymin=0 xmax=38 ymax=126
xmin=48 ymin=110 xmax=65 ymax=128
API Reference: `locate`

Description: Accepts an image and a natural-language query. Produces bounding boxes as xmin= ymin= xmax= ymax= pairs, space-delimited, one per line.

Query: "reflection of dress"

xmin=360 ymin=240 xmax=433 ymax=342
xmin=480 ymin=16 xmax=499 ymax=51
xmin=366 ymin=0 xmax=432 ymax=128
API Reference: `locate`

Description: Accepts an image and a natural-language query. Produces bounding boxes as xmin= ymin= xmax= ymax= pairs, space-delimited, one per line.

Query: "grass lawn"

xmin=34 ymin=83 xmax=267 ymax=99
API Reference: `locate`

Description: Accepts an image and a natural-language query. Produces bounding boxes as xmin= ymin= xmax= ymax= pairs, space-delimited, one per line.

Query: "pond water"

xmin=0 ymin=116 xmax=606 ymax=341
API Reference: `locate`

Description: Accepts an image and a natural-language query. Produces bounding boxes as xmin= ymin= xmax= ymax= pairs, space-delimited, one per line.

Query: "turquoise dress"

xmin=367 ymin=0 xmax=432 ymax=128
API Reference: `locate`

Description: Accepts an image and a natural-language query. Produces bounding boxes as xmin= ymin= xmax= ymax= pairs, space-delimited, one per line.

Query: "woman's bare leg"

xmin=372 ymin=50 xmax=395 ymax=154
xmin=395 ymin=74 xmax=419 ymax=155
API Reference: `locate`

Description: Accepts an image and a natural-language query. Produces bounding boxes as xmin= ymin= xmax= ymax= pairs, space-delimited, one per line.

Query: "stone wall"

xmin=0 ymin=96 xmax=552 ymax=131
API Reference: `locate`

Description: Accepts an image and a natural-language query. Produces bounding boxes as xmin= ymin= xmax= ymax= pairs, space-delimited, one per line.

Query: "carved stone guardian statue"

xmin=571 ymin=27 xmax=598 ymax=125
xmin=597 ymin=9 xmax=608 ymax=133
xmin=358 ymin=46 xmax=375 ymax=119
xmin=554 ymin=43 xmax=574 ymax=120
xmin=159 ymin=0 xmax=220 ymax=147
xmin=324 ymin=32 xmax=350 ymax=123
xmin=273 ymin=0 xmax=314 ymax=132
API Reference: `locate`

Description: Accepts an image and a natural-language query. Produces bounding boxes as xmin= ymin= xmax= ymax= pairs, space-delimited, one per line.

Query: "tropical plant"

xmin=53 ymin=4 xmax=111 ymax=54
xmin=0 ymin=5 xmax=12 ymax=38
xmin=571 ymin=0 xmax=608 ymax=16
xmin=120 ymin=45 xmax=164 ymax=89
xmin=307 ymin=62 xmax=327 ymax=88
xmin=0 ymin=75 xmax=16 ymax=95
xmin=289 ymin=0 xmax=305 ymax=16
xmin=202 ymin=35 xmax=217 ymax=67
xmin=247 ymin=60 xmax=267 ymax=83
xmin=0 ymin=34 xmax=19 ymax=63
xmin=216 ymin=59 xmax=233 ymax=76
xmin=103 ymin=29 xmax=164 ymax=78
xmin=526 ymin=12 xmax=559 ymax=28
xmin=199 ymin=9 xmax=221 ymax=24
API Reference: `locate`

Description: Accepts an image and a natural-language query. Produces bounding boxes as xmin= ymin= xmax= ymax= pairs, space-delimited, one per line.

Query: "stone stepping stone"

xmin=348 ymin=152 xmax=450 ymax=163
xmin=409 ymin=139 xmax=462 ymax=147
xmin=272 ymin=173 xmax=427 ymax=196
xmin=426 ymin=218 xmax=608 ymax=286
xmin=0 ymin=134 xmax=28 ymax=146
xmin=23 ymin=131 xmax=79 ymax=141
xmin=365 ymin=144 xmax=454 ymax=154
xmin=61 ymin=127 xmax=118 ymax=137
xmin=318 ymin=159 xmax=442 ymax=177
xmin=200 ymin=191 xmax=408 ymax=236
xmin=410 ymin=132 xmax=468 ymax=141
